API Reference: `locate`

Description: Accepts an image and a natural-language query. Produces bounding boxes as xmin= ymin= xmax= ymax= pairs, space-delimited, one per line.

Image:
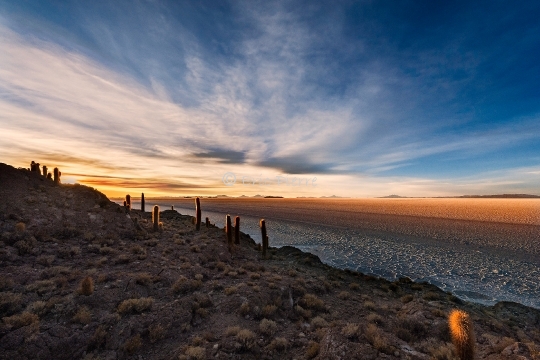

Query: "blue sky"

xmin=1 ymin=0 xmax=539 ymax=197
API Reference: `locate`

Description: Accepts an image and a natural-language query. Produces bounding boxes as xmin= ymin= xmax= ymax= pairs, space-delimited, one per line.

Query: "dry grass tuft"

xmin=300 ymin=294 xmax=325 ymax=311
xmin=117 ymin=297 xmax=154 ymax=314
xmin=184 ymin=346 xmax=206 ymax=360
xmin=338 ymin=291 xmax=351 ymax=300
xmin=172 ymin=276 xmax=202 ymax=294
xmin=123 ymin=334 xmax=142 ymax=355
xmin=305 ymin=341 xmax=320 ymax=359
xmin=269 ymin=337 xmax=288 ymax=352
xmin=72 ymin=306 xmax=92 ymax=324
xmin=262 ymin=304 xmax=277 ymax=318
xmin=225 ymin=326 xmax=241 ymax=336
xmin=311 ymin=316 xmax=329 ymax=329
xmin=2 ymin=311 xmax=39 ymax=329
xmin=149 ymin=324 xmax=166 ymax=343
xmin=224 ymin=286 xmax=237 ymax=295
xmin=259 ymin=318 xmax=277 ymax=335
xmin=236 ymin=329 xmax=256 ymax=350
xmin=341 ymin=323 xmax=360 ymax=339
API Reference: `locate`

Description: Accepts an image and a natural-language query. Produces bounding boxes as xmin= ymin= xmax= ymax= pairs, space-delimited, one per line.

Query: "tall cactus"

xmin=226 ymin=214 xmax=232 ymax=248
xmin=141 ymin=193 xmax=145 ymax=212
xmin=449 ymin=309 xmax=475 ymax=360
xmin=125 ymin=194 xmax=131 ymax=211
xmin=234 ymin=216 xmax=240 ymax=244
xmin=42 ymin=165 xmax=48 ymax=178
xmin=53 ymin=167 xmax=60 ymax=184
xmin=152 ymin=205 xmax=160 ymax=232
xmin=260 ymin=219 xmax=268 ymax=258
xmin=195 ymin=197 xmax=201 ymax=231
xmin=205 ymin=217 xmax=210 ymax=228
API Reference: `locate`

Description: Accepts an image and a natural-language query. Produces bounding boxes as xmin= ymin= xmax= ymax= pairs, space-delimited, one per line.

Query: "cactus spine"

xmin=141 ymin=193 xmax=145 ymax=212
xmin=53 ymin=167 xmax=60 ymax=184
xmin=195 ymin=197 xmax=201 ymax=231
xmin=449 ymin=309 xmax=475 ymax=360
xmin=260 ymin=219 xmax=268 ymax=258
xmin=125 ymin=194 xmax=131 ymax=211
xmin=234 ymin=216 xmax=240 ymax=244
xmin=226 ymin=214 xmax=232 ymax=249
xmin=152 ymin=205 xmax=160 ymax=232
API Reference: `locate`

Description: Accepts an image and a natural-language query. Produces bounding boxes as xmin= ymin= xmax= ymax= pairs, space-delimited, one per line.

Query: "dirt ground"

xmin=1 ymin=163 xmax=539 ymax=359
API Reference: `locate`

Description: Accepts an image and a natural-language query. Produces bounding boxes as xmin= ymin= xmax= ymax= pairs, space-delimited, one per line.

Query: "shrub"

xmin=239 ymin=301 xmax=250 ymax=316
xmin=363 ymin=300 xmax=376 ymax=310
xmin=259 ymin=318 xmax=277 ymax=335
xmin=149 ymin=324 xmax=166 ymax=343
xmin=224 ymin=286 xmax=237 ymax=295
xmin=172 ymin=276 xmax=202 ymax=294
xmin=401 ymin=294 xmax=414 ymax=303
xmin=225 ymin=326 xmax=241 ymax=336
xmin=123 ymin=334 xmax=142 ymax=355
xmin=349 ymin=282 xmax=360 ymax=291
xmin=305 ymin=341 xmax=320 ymax=359
xmin=270 ymin=337 xmax=288 ymax=352
xmin=338 ymin=291 xmax=351 ymax=300
xmin=117 ymin=297 xmax=154 ymax=314
xmin=236 ymin=329 xmax=256 ymax=350
xmin=185 ymin=346 xmax=205 ymax=360
xmin=3 ymin=311 xmax=38 ymax=329
xmin=72 ymin=306 xmax=92 ymax=324
xmin=262 ymin=304 xmax=277 ymax=318
xmin=341 ymin=323 xmax=360 ymax=339
xmin=15 ymin=222 xmax=26 ymax=232
xmin=300 ymin=294 xmax=325 ymax=311
xmin=311 ymin=316 xmax=328 ymax=329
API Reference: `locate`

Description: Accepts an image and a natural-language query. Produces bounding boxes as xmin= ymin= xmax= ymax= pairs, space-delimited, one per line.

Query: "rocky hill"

xmin=0 ymin=163 xmax=539 ymax=359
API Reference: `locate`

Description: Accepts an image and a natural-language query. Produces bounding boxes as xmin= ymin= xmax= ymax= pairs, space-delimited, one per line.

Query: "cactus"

xmin=152 ymin=205 xmax=160 ymax=232
xmin=42 ymin=165 xmax=48 ymax=178
xmin=226 ymin=214 xmax=232 ymax=248
xmin=123 ymin=200 xmax=127 ymax=207
xmin=171 ymin=205 xmax=174 ymax=210
xmin=126 ymin=194 xmax=131 ymax=211
xmin=141 ymin=193 xmax=145 ymax=212
xmin=47 ymin=173 xmax=52 ymax=180
xmin=234 ymin=216 xmax=240 ymax=244
xmin=36 ymin=163 xmax=41 ymax=175
xmin=206 ymin=217 xmax=210 ymax=228
xmin=449 ymin=309 xmax=475 ymax=360
xmin=30 ymin=161 xmax=35 ymax=171
xmin=260 ymin=219 xmax=268 ymax=258
xmin=195 ymin=197 xmax=201 ymax=231
xmin=53 ymin=167 xmax=60 ymax=184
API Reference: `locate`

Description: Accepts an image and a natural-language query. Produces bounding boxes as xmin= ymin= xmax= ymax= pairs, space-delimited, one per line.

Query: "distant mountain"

xmin=253 ymin=194 xmax=263 ymax=198
xmin=264 ymin=196 xmax=283 ymax=198
xmin=458 ymin=194 xmax=540 ymax=199
xmin=379 ymin=195 xmax=407 ymax=198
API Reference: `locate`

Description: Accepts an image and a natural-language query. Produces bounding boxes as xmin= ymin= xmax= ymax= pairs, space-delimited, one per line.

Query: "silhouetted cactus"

xmin=226 ymin=214 xmax=232 ymax=248
xmin=30 ymin=161 xmax=36 ymax=171
xmin=195 ymin=197 xmax=201 ymax=231
xmin=42 ymin=165 xmax=48 ymax=178
xmin=141 ymin=193 xmax=145 ymax=212
xmin=235 ymin=216 xmax=240 ymax=244
xmin=206 ymin=217 xmax=210 ymax=228
xmin=123 ymin=200 xmax=127 ymax=207
xmin=47 ymin=173 xmax=52 ymax=180
xmin=171 ymin=205 xmax=174 ymax=210
xmin=260 ymin=219 xmax=268 ymax=258
xmin=449 ymin=309 xmax=475 ymax=360
xmin=126 ymin=194 xmax=131 ymax=211
xmin=53 ymin=167 xmax=60 ymax=184
xmin=152 ymin=205 xmax=160 ymax=232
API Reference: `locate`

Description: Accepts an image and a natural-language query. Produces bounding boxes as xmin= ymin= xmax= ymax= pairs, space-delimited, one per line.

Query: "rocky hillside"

xmin=0 ymin=163 xmax=539 ymax=359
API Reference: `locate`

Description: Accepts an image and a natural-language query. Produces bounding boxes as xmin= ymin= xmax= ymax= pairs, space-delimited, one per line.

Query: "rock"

xmin=501 ymin=342 xmax=531 ymax=357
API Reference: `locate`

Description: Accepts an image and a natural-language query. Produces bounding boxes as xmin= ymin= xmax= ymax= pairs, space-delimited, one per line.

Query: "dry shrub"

xmin=364 ymin=324 xmax=393 ymax=354
xmin=400 ymin=294 xmax=414 ymax=303
xmin=225 ymin=326 xmax=241 ymax=336
xmin=172 ymin=276 xmax=202 ymax=294
xmin=430 ymin=342 xmax=456 ymax=360
xmin=0 ymin=292 xmax=22 ymax=316
xmin=123 ymin=334 xmax=142 ymax=355
xmin=15 ymin=222 xmax=26 ymax=232
xmin=295 ymin=305 xmax=312 ymax=319
xmin=26 ymin=301 xmax=48 ymax=317
xmin=26 ymin=279 xmax=56 ymax=294
xmin=40 ymin=266 xmax=70 ymax=279
xmin=190 ymin=245 xmax=200 ymax=253
xmin=288 ymin=269 xmax=297 ymax=277
xmin=239 ymin=301 xmax=250 ymax=316
xmin=191 ymin=336 xmax=204 ymax=346
xmin=72 ymin=306 xmax=92 ymax=324
xmin=262 ymin=304 xmax=277 ymax=318
xmin=270 ymin=337 xmax=288 ymax=352
xmin=194 ymin=274 xmax=204 ymax=281
xmin=3 ymin=311 xmax=38 ymax=329
xmin=341 ymin=323 xmax=360 ymax=339
xmin=185 ymin=346 xmax=206 ymax=360
xmin=363 ymin=300 xmax=376 ymax=310
xmin=236 ymin=329 xmax=256 ymax=350
xmin=135 ymin=273 xmax=153 ymax=286
xmin=366 ymin=313 xmax=384 ymax=326
xmin=149 ymin=324 xmax=166 ymax=343
xmin=349 ymin=282 xmax=360 ymax=291
xmin=338 ymin=291 xmax=350 ymax=300
xmin=216 ymin=261 xmax=226 ymax=271
xmin=117 ymin=297 xmax=153 ymax=314
xmin=224 ymin=286 xmax=237 ymax=295
xmin=300 ymin=294 xmax=325 ymax=311
xmin=249 ymin=272 xmax=261 ymax=280
xmin=311 ymin=316 xmax=328 ymax=329
xmin=78 ymin=276 xmax=94 ymax=296
xmin=305 ymin=341 xmax=320 ymax=359
xmin=259 ymin=318 xmax=277 ymax=335
xmin=88 ymin=325 xmax=107 ymax=350
xmin=114 ymin=254 xmax=131 ymax=264
xmin=36 ymin=255 xmax=55 ymax=267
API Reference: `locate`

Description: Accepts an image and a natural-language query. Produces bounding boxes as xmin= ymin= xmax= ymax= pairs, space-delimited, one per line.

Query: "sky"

xmin=1 ymin=0 xmax=539 ymax=198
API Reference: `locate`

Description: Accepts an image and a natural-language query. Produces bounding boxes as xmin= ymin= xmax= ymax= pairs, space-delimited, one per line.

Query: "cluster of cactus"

xmin=448 ymin=309 xmax=475 ymax=360
xmin=141 ymin=193 xmax=145 ymax=212
xmin=195 ymin=197 xmax=202 ymax=231
xmin=152 ymin=205 xmax=160 ymax=232
xmin=125 ymin=194 xmax=131 ymax=211
xmin=260 ymin=219 xmax=269 ymax=258
xmin=29 ymin=161 xmax=56 ymax=181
